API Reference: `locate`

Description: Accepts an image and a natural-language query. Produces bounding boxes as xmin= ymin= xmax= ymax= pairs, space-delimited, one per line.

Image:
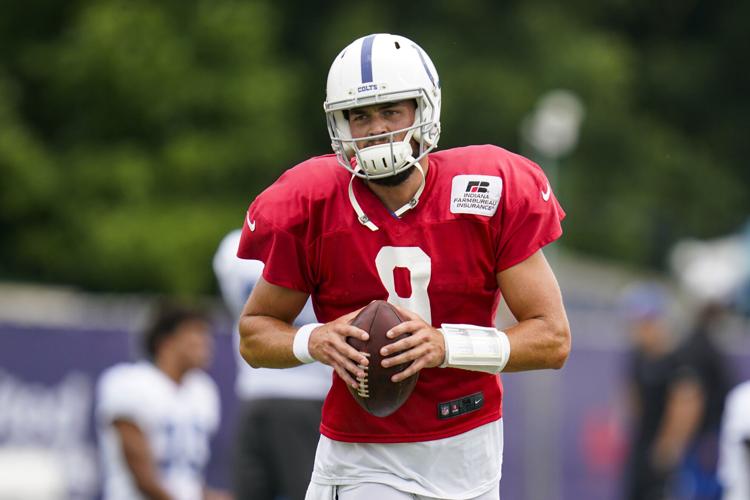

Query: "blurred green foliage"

xmin=1 ymin=0 xmax=748 ymax=294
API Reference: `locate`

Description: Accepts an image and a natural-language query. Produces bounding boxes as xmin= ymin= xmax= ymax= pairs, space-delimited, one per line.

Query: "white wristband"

xmin=292 ymin=323 xmax=322 ymax=364
xmin=439 ymin=323 xmax=511 ymax=374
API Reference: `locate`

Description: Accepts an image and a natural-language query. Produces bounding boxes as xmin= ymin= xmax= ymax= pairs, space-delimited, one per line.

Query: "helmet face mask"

xmin=324 ymin=34 xmax=442 ymax=180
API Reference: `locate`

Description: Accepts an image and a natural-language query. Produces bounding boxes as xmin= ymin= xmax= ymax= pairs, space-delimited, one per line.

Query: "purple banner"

xmin=1 ymin=317 xmax=749 ymax=500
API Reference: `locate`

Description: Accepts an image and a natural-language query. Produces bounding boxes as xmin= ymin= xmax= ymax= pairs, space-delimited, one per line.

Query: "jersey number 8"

xmin=375 ymin=246 xmax=432 ymax=323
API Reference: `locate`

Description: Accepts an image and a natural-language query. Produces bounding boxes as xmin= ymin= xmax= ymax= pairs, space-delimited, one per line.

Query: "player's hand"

xmin=308 ymin=309 xmax=370 ymax=389
xmin=380 ymin=304 xmax=446 ymax=382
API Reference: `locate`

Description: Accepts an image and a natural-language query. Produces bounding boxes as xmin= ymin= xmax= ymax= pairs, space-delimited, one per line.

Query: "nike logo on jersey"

xmin=541 ymin=183 xmax=551 ymax=202
xmin=246 ymin=213 xmax=256 ymax=232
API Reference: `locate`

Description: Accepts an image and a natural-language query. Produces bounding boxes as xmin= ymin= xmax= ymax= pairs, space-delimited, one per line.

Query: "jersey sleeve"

xmin=236 ymin=170 xmax=315 ymax=293
xmin=495 ymin=154 xmax=565 ymax=271
xmin=95 ymin=366 xmax=147 ymax=426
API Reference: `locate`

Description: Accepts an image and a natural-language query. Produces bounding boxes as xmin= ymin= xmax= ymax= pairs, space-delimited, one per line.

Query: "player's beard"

xmin=368 ymin=165 xmax=416 ymax=187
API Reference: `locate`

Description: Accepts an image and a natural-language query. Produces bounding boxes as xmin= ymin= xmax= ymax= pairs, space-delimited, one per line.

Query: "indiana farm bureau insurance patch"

xmin=450 ymin=175 xmax=502 ymax=216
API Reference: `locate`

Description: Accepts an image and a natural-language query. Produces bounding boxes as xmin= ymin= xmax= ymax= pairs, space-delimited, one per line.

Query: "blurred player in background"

xmin=670 ymin=302 xmax=730 ymax=500
xmin=621 ymin=285 xmax=729 ymax=500
xmin=621 ymin=283 xmax=691 ymax=500
xmin=96 ymin=302 xmax=226 ymax=500
xmin=718 ymin=378 xmax=750 ymax=500
xmin=213 ymin=229 xmax=331 ymax=500
xmin=236 ymin=33 xmax=570 ymax=500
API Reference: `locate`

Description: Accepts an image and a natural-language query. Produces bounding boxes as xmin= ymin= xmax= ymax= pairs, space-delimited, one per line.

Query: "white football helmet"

xmin=324 ymin=34 xmax=441 ymax=180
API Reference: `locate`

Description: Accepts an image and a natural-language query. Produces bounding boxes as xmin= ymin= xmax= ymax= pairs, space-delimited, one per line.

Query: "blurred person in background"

xmin=213 ymin=229 xmax=331 ymax=500
xmin=622 ymin=282 xmax=695 ymax=500
xmin=96 ymin=302 xmax=227 ymax=500
xmin=718 ymin=378 xmax=750 ymax=500
xmin=670 ymin=302 xmax=731 ymax=500
xmin=622 ymin=284 xmax=730 ymax=500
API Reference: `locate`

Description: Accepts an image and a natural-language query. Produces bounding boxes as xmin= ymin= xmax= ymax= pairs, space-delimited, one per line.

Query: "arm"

xmin=112 ymin=419 xmax=173 ymax=500
xmin=238 ymin=277 xmax=310 ymax=369
xmin=238 ymin=277 xmax=370 ymax=388
xmin=496 ymin=249 xmax=571 ymax=371
xmin=651 ymin=377 xmax=705 ymax=470
xmin=383 ymin=250 xmax=570 ymax=381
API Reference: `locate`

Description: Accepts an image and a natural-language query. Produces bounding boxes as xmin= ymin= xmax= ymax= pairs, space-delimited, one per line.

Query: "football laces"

xmin=356 ymin=353 xmax=370 ymax=398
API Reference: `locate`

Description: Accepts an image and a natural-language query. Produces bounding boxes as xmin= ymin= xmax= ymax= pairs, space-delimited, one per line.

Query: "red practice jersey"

xmin=238 ymin=144 xmax=565 ymax=443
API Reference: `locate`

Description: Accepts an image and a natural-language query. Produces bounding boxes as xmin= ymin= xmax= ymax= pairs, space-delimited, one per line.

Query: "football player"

xmin=96 ymin=303 xmax=223 ymax=500
xmin=237 ymin=33 xmax=571 ymax=500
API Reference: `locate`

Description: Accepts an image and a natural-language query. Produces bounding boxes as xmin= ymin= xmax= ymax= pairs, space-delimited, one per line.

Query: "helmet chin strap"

xmin=348 ymin=162 xmax=426 ymax=232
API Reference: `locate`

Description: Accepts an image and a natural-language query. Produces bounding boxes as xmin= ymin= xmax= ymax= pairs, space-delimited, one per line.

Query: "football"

xmin=346 ymin=300 xmax=419 ymax=417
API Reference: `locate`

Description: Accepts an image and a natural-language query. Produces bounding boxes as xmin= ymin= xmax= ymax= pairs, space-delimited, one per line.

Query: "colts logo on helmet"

xmin=357 ymin=84 xmax=378 ymax=93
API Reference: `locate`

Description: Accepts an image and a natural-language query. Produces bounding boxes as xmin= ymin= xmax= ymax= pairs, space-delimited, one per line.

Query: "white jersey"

xmin=213 ymin=229 xmax=332 ymax=401
xmin=96 ymin=362 xmax=220 ymax=500
xmin=719 ymin=380 xmax=750 ymax=500
xmin=309 ymin=419 xmax=503 ymax=500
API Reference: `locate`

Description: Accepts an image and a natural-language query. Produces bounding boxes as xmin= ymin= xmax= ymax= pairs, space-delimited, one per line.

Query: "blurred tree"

xmin=0 ymin=0 xmax=747 ymax=293
xmin=0 ymin=0 xmax=305 ymax=293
